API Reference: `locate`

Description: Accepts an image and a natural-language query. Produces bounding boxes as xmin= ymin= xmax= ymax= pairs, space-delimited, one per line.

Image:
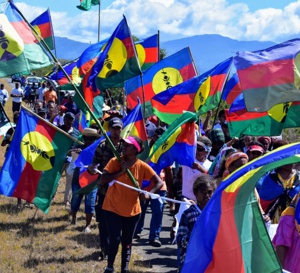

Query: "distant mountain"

xmin=55 ymin=34 xmax=276 ymax=73
xmin=160 ymin=34 xmax=275 ymax=72
xmin=55 ymin=37 xmax=91 ymax=60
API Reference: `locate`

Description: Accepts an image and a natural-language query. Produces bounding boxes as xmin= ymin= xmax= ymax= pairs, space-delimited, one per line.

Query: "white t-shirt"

xmin=0 ymin=88 xmax=9 ymax=103
xmin=11 ymin=88 xmax=23 ymax=103
xmin=38 ymin=87 xmax=46 ymax=101
xmin=182 ymin=159 xmax=212 ymax=201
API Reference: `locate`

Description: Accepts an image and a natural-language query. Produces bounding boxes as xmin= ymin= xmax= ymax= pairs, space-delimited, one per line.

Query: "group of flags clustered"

xmin=0 ymin=1 xmax=300 ymax=272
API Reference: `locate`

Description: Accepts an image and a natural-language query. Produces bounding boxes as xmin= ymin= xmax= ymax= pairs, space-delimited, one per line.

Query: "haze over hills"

xmin=55 ymin=34 xmax=276 ymax=73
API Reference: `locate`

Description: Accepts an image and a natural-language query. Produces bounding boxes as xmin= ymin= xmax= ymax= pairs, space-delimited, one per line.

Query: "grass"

xmin=0 ymin=78 xmax=147 ymax=273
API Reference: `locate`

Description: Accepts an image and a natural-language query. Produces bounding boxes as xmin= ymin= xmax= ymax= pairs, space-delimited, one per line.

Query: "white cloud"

xmin=14 ymin=0 xmax=300 ymax=43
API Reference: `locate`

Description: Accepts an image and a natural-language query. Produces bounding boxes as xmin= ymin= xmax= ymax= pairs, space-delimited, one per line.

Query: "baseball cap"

xmin=64 ymin=112 xmax=75 ymax=120
xmin=109 ymin=117 xmax=123 ymax=128
xmin=122 ymin=136 xmax=141 ymax=152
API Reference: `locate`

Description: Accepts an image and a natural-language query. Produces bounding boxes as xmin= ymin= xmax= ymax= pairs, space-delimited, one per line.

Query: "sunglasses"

xmin=83 ymin=136 xmax=96 ymax=141
xmin=197 ymin=147 xmax=205 ymax=152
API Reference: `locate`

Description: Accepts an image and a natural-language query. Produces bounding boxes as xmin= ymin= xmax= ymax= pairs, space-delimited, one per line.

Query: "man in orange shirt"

xmin=43 ymin=86 xmax=57 ymax=105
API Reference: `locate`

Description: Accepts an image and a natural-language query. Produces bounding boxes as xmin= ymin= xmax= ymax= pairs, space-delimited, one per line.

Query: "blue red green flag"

xmin=88 ymin=16 xmax=141 ymax=91
xmin=30 ymin=8 xmax=55 ymax=50
xmin=151 ymin=58 xmax=232 ymax=124
xmin=46 ymin=59 xmax=80 ymax=90
xmin=135 ymin=34 xmax=159 ymax=71
xmin=221 ymin=72 xmax=242 ymax=104
xmin=226 ymin=91 xmax=300 ymax=137
xmin=0 ymin=1 xmax=52 ymax=77
xmin=125 ymin=47 xmax=198 ymax=117
xmin=182 ymin=142 xmax=300 ymax=273
xmin=0 ymin=107 xmax=74 ymax=213
xmin=147 ymin=111 xmax=197 ymax=174
xmin=234 ymin=38 xmax=300 ymax=112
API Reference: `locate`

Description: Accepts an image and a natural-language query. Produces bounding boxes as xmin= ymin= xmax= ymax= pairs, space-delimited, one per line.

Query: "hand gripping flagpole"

xmin=15 ymin=4 xmax=140 ymax=189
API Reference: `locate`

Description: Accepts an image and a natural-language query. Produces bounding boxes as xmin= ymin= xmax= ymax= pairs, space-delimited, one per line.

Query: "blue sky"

xmin=10 ymin=0 xmax=300 ymax=44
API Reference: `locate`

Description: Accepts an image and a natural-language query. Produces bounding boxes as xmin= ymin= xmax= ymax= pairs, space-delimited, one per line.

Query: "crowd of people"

xmin=0 ymin=80 xmax=299 ymax=273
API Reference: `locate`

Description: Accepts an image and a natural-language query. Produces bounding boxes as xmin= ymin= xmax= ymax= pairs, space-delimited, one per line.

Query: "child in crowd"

xmin=176 ymin=175 xmax=216 ymax=272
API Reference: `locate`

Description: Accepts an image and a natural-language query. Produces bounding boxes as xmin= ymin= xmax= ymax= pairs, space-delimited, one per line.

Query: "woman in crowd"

xmin=99 ymin=136 xmax=163 ymax=273
xmin=272 ymin=191 xmax=300 ymax=273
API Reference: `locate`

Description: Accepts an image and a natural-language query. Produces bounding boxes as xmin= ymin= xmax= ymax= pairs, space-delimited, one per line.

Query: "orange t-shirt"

xmin=44 ymin=90 xmax=57 ymax=104
xmin=102 ymin=157 xmax=156 ymax=217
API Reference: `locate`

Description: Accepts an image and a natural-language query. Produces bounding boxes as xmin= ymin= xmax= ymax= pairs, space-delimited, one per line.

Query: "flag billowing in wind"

xmin=0 ymin=1 xmax=52 ymax=77
xmin=88 ymin=16 xmax=141 ymax=91
xmin=46 ymin=59 xmax=80 ymax=89
xmin=181 ymin=142 xmax=300 ymax=273
xmin=151 ymin=58 xmax=232 ymax=124
xmin=74 ymin=39 xmax=109 ymax=118
xmin=234 ymin=38 xmax=300 ymax=112
xmin=77 ymin=0 xmax=99 ymax=11
xmin=125 ymin=47 xmax=197 ymax=117
xmin=147 ymin=111 xmax=197 ymax=174
xmin=77 ymin=38 xmax=108 ymax=77
xmin=30 ymin=8 xmax=55 ymax=50
xmin=0 ymin=107 xmax=74 ymax=213
xmin=226 ymin=91 xmax=300 ymax=137
xmin=135 ymin=34 xmax=159 ymax=71
xmin=121 ymin=100 xmax=149 ymax=160
xmin=221 ymin=72 xmax=242 ymax=105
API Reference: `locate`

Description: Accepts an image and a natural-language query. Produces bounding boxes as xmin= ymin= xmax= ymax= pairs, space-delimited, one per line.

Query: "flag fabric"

xmin=78 ymin=110 xmax=90 ymax=132
xmin=151 ymin=58 xmax=232 ymax=124
xmin=221 ymin=72 xmax=242 ymax=105
xmin=135 ymin=34 xmax=159 ymax=71
xmin=296 ymin=195 xmax=300 ymax=233
xmin=88 ymin=16 xmax=141 ymax=91
xmin=75 ymin=101 xmax=148 ymax=169
xmin=181 ymin=142 xmax=300 ymax=273
xmin=125 ymin=47 xmax=198 ymax=117
xmin=120 ymin=100 xmax=149 ymax=160
xmin=73 ymin=39 xmax=109 ymax=118
xmin=46 ymin=59 xmax=80 ymax=89
xmin=0 ymin=107 xmax=74 ymax=213
xmin=77 ymin=0 xmax=99 ymax=11
xmin=234 ymin=38 xmax=300 ymax=112
xmin=77 ymin=38 xmax=108 ymax=77
xmin=226 ymin=92 xmax=300 ymax=137
xmin=74 ymin=68 xmax=104 ymax=118
xmin=30 ymin=9 xmax=55 ymax=50
xmin=0 ymin=2 xmax=52 ymax=77
xmin=147 ymin=111 xmax=197 ymax=174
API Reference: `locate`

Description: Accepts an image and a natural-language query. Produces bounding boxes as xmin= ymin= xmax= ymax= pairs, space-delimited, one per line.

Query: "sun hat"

xmin=82 ymin=128 xmax=100 ymax=138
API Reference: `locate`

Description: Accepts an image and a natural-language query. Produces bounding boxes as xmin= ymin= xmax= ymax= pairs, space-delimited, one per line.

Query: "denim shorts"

xmin=71 ymin=184 xmax=97 ymax=214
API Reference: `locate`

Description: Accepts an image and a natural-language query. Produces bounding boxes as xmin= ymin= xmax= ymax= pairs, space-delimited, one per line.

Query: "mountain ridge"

xmin=54 ymin=34 xmax=276 ymax=73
